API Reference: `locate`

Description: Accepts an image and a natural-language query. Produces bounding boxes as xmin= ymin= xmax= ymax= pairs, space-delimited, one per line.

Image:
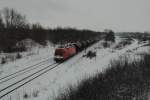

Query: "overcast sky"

xmin=0 ymin=0 xmax=150 ymax=32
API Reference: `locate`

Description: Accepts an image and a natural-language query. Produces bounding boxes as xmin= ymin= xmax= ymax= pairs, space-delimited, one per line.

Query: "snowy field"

xmin=0 ymin=41 xmax=55 ymax=78
xmin=0 ymin=38 xmax=149 ymax=100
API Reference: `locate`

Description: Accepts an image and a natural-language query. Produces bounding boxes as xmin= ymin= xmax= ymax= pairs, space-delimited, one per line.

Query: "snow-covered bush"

xmin=84 ymin=50 xmax=96 ymax=59
xmin=101 ymin=41 xmax=112 ymax=48
xmin=1 ymin=57 xmax=6 ymax=64
xmin=16 ymin=53 xmax=22 ymax=59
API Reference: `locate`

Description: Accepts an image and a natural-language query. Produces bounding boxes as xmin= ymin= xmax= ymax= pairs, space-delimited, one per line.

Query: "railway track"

xmin=0 ymin=58 xmax=51 ymax=84
xmin=0 ymin=62 xmax=60 ymax=99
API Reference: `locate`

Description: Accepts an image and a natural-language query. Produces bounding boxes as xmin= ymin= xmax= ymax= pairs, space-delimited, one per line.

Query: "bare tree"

xmin=32 ymin=23 xmax=43 ymax=30
xmin=0 ymin=13 xmax=4 ymax=29
xmin=2 ymin=8 xmax=11 ymax=28
xmin=2 ymin=8 xmax=27 ymax=29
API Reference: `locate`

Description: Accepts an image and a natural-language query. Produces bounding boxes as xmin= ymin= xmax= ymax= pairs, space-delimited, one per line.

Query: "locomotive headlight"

xmin=54 ymin=56 xmax=63 ymax=59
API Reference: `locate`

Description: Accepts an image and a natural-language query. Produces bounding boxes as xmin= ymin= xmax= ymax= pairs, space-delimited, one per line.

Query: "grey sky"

xmin=0 ymin=0 xmax=150 ymax=32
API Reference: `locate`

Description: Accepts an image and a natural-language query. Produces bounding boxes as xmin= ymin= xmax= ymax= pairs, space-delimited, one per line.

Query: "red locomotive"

xmin=54 ymin=39 xmax=98 ymax=62
xmin=54 ymin=44 xmax=76 ymax=62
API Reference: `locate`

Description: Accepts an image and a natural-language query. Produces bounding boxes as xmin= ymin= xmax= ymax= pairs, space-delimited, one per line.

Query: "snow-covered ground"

xmin=0 ymin=41 xmax=55 ymax=78
xmin=0 ymin=38 xmax=149 ymax=100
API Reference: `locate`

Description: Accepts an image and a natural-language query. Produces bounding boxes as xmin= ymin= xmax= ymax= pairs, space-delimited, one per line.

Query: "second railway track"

xmin=0 ymin=62 xmax=61 ymax=99
xmin=0 ymin=58 xmax=51 ymax=83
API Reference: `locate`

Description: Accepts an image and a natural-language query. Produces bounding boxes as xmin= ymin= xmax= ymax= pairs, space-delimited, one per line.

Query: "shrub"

xmin=102 ymin=42 xmax=109 ymax=48
xmin=23 ymin=93 xmax=29 ymax=99
xmin=85 ymin=51 xmax=96 ymax=59
xmin=1 ymin=57 xmax=6 ymax=64
xmin=16 ymin=53 xmax=22 ymax=59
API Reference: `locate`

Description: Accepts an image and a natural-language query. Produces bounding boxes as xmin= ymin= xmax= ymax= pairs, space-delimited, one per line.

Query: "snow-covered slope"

xmin=0 ymin=38 xmax=149 ymax=100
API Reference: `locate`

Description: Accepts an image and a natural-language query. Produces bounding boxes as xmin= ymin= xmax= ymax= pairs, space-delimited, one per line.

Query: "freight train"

xmin=54 ymin=39 xmax=98 ymax=62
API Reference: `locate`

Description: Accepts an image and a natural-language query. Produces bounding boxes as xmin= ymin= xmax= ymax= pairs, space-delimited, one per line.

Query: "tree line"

xmin=0 ymin=8 xmax=115 ymax=53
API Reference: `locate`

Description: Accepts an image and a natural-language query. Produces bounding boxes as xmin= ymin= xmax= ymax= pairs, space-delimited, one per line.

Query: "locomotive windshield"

xmin=55 ymin=49 xmax=64 ymax=56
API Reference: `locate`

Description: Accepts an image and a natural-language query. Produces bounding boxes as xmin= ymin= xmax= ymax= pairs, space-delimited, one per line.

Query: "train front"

xmin=54 ymin=48 xmax=65 ymax=62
